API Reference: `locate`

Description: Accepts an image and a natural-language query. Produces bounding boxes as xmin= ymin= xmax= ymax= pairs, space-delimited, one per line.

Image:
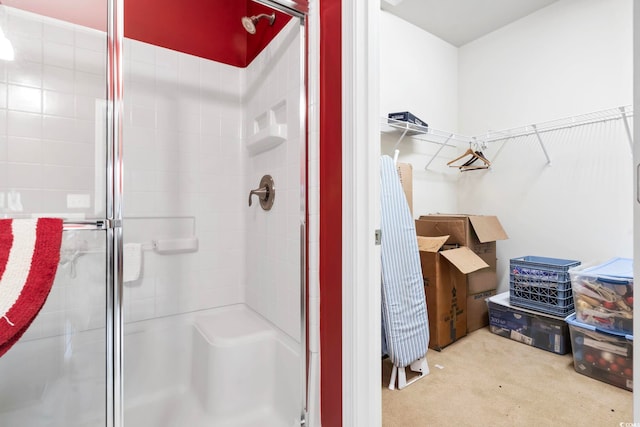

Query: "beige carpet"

xmin=382 ymin=327 xmax=632 ymax=427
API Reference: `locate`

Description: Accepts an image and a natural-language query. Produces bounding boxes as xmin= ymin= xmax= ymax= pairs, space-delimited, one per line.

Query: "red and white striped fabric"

xmin=0 ymin=218 xmax=63 ymax=357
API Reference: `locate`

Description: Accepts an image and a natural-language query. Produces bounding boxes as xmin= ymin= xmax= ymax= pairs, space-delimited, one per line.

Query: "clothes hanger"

xmin=446 ymin=147 xmax=475 ymax=167
xmin=459 ymin=151 xmax=491 ymax=171
xmin=459 ymin=161 xmax=490 ymax=171
xmin=447 ymin=141 xmax=491 ymax=171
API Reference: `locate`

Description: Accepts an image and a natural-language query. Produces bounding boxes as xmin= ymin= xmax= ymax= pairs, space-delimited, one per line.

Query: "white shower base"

xmin=124 ymin=304 xmax=302 ymax=427
xmin=0 ymin=304 xmax=302 ymax=427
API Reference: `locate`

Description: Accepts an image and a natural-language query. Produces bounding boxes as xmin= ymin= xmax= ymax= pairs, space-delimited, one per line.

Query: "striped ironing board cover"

xmin=380 ymin=155 xmax=429 ymax=368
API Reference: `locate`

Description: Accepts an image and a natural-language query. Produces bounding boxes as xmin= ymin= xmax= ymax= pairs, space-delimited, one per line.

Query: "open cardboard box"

xmin=417 ymin=215 xmax=508 ymax=334
xmin=396 ymin=163 xmax=413 ymax=215
xmin=416 ymin=235 xmax=489 ymax=350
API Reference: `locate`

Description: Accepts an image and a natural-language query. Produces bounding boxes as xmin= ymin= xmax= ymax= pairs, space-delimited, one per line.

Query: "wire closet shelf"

xmin=381 ymin=105 xmax=634 ymax=169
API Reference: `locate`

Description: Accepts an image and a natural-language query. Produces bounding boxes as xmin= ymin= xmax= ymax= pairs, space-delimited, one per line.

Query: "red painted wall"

xmin=125 ymin=0 xmax=246 ymax=67
xmin=3 ymin=0 xmax=291 ymax=67
xmin=245 ymin=2 xmax=292 ymax=66
xmin=125 ymin=0 xmax=291 ymax=67
xmin=319 ymin=0 xmax=342 ymax=426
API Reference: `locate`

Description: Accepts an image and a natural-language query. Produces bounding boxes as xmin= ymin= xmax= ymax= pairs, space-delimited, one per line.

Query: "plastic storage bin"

xmin=509 ymin=256 xmax=581 ymax=316
xmin=566 ymin=314 xmax=632 ymax=391
xmin=387 ymin=111 xmax=428 ymax=128
xmin=570 ymin=257 xmax=633 ymax=335
xmin=487 ymin=292 xmax=571 ymax=355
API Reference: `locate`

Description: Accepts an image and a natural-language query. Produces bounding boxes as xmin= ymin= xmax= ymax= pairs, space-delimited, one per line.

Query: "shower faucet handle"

xmin=248 ymin=187 xmax=268 ymax=206
xmin=248 ymin=175 xmax=275 ymax=210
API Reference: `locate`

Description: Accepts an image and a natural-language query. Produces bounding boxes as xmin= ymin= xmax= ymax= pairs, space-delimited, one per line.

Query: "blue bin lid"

xmin=581 ymin=257 xmax=633 ymax=279
xmin=566 ymin=314 xmax=633 ymax=340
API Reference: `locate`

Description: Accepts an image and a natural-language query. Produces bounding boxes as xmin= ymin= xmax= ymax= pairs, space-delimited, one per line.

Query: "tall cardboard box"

xmin=416 ymin=235 xmax=489 ymax=350
xmin=396 ymin=163 xmax=413 ymax=216
xmin=467 ymin=289 xmax=497 ymax=332
xmin=417 ymin=215 xmax=508 ymax=332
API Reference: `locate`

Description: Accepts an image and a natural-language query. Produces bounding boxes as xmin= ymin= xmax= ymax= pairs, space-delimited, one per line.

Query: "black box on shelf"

xmin=388 ymin=111 xmax=428 ymax=128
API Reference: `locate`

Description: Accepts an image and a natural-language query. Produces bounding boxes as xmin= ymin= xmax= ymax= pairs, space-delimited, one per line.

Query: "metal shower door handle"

xmin=249 ymin=175 xmax=275 ymax=210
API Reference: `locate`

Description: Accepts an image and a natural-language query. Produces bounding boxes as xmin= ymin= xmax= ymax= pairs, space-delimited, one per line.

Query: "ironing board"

xmin=380 ymin=155 xmax=430 ymax=390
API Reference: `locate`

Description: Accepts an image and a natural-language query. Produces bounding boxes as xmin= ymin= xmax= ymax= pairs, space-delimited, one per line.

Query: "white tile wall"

xmin=2 ymin=7 xmax=308 ymax=349
xmin=122 ymin=33 xmax=249 ymax=322
xmin=0 ymin=7 xmax=105 ymax=221
xmin=244 ymin=21 xmax=303 ymax=341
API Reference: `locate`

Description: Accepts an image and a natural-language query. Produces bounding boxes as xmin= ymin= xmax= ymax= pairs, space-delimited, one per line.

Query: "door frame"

xmin=341 ymin=1 xmax=381 ymax=426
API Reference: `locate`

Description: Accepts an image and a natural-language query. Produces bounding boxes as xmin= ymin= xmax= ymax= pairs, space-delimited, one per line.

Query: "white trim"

xmin=342 ymin=1 xmax=381 ymax=426
xmin=306 ymin=1 xmax=321 ymax=426
xmin=632 ymin=0 xmax=639 ymax=421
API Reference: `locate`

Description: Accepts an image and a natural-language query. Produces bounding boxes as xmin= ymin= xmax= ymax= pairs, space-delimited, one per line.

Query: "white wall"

xmin=122 ymin=38 xmax=247 ymax=321
xmin=457 ymin=0 xmax=633 ymax=292
xmin=379 ymin=11 xmax=459 ymax=217
xmin=458 ymin=0 xmax=632 ymax=134
xmin=244 ymin=21 xmax=302 ymax=341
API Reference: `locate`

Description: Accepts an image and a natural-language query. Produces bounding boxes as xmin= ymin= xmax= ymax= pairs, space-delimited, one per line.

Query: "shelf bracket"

xmin=488 ymin=136 xmax=513 ymax=166
xmin=424 ymin=133 xmax=453 ymax=170
xmin=392 ymin=126 xmax=411 ymax=152
xmin=532 ymin=124 xmax=552 ymax=165
xmin=619 ymin=106 xmax=633 ymax=150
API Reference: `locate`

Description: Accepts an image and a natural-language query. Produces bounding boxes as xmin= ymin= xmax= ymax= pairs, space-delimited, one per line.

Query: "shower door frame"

xmin=253 ymin=1 xmax=309 ymax=423
xmin=106 ymin=0 xmax=123 ymax=426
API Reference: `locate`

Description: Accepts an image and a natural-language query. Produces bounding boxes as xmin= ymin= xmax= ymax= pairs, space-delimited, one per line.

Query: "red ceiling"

xmin=125 ymin=0 xmax=292 ymax=67
xmin=2 ymin=0 xmax=291 ymax=67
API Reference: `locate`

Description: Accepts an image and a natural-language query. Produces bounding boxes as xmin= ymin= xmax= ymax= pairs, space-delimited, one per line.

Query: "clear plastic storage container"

xmin=569 ymin=258 xmax=633 ymax=335
xmin=566 ymin=314 xmax=632 ymax=391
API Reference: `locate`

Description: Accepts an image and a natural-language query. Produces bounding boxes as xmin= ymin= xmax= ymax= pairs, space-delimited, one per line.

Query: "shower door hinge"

xmin=375 ymin=229 xmax=382 ymax=245
xmin=100 ymin=219 xmax=122 ymax=229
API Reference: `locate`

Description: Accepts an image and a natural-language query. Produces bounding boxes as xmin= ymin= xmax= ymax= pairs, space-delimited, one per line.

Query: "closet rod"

xmin=479 ymin=106 xmax=634 ymax=144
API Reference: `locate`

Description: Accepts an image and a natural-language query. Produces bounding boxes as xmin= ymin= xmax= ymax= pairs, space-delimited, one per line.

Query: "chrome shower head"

xmin=241 ymin=13 xmax=276 ymax=35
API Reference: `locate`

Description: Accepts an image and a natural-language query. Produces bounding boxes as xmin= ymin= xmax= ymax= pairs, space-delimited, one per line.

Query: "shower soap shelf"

xmin=247 ymin=108 xmax=287 ymax=155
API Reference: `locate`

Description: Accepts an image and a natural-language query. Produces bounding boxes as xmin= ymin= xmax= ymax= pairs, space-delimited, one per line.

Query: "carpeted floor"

xmin=382 ymin=327 xmax=632 ymax=427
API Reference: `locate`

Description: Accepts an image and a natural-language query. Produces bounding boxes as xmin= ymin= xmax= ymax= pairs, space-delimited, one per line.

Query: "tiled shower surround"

xmin=0 ymin=7 xmax=303 ymax=343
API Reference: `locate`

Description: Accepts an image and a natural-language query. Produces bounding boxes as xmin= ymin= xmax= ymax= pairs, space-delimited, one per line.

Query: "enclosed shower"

xmin=0 ymin=0 xmax=308 ymax=426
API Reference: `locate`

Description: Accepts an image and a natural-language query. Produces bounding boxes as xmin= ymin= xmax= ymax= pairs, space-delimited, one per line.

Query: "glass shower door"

xmin=0 ymin=2 xmax=110 ymax=426
xmin=120 ymin=1 xmax=307 ymax=426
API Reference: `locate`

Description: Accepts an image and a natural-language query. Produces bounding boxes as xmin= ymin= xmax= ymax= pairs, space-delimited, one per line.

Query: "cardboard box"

xmin=416 ymin=234 xmax=489 ymax=350
xmin=487 ymin=292 xmax=571 ymax=355
xmin=396 ymin=163 xmax=413 ymax=216
xmin=417 ymin=215 xmax=508 ymax=294
xmin=467 ymin=289 xmax=497 ymax=333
